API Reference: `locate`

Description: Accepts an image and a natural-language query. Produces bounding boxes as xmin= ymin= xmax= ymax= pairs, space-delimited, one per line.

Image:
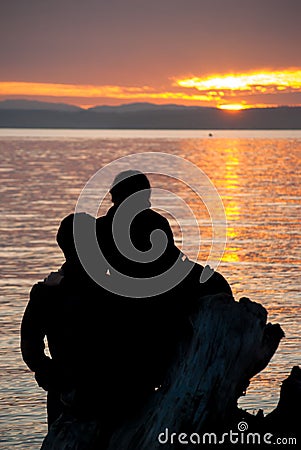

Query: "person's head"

xmin=109 ymin=170 xmax=151 ymax=206
xmin=56 ymin=212 xmax=95 ymax=262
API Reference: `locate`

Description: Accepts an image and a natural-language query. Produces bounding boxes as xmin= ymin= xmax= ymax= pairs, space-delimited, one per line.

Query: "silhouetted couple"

xmin=21 ymin=170 xmax=232 ymax=447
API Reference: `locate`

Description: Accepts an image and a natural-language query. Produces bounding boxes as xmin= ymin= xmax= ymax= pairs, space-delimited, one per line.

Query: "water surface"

xmin=1 ymin=129 xmax=300 ymax=447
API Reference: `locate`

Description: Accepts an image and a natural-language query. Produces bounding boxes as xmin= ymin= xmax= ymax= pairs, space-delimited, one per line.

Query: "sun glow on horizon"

xmin=0 ymin=68 xmax=300 ymax=109
xmin=218 ymin=104 xmax=247 ymax=111
xmin=176 ymin=69 xmax=301 ymax=92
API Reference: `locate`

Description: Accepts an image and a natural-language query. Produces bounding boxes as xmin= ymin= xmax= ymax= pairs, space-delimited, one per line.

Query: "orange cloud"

xmin=175 ymin=69 xmax=301 ymax=93
xmin=0 ymin=82 xmax=145 ymax=98
xmin=174 ymin=69 xmax=301 ymax=109
xmin=0 ymin=69 xmax=300 ymax=109
xmin=0 ymin=81 xmax=216 ymax=103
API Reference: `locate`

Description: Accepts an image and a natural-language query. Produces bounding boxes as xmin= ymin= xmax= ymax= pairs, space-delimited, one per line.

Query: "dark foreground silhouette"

xmin=21 ymin=170 xmax=233 ymax=447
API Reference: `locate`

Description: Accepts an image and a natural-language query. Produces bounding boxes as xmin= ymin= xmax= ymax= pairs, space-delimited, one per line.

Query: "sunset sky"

xmin=1 ymin=0 xmax=301 ymax=110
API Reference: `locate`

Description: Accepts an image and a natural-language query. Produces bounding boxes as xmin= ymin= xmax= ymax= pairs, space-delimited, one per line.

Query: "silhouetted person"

xmin=21 ymin=212 xmax=110 ymax=427
xmin=96 ymin=171 xmax=190 ymax=395
xmin=95 ymin=170 xmax=233 ymax=401
xmin=97 ymin=170 xmax=181 ymax=281
xmin=21 ymin=211 xmax=172 ymax=443
xmin=96 ymin=169 xmax=232 ymax=297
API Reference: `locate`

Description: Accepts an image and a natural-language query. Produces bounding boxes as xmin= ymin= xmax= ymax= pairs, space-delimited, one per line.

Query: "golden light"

xmin=0 ymin=81 xmax=219 ymax=103
xmin=1 ymin=68 xmax=300 ymax=108
xmin=0 ymin=81 xmax=142 ymax=98
xmin=176 ymin=69 xmax=301 ymax=92
xmin=218 ymin=104 xmax=246 ymax=111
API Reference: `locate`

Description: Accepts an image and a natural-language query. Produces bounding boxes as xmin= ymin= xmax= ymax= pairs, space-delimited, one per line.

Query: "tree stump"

xmin=265 ymin=365 xmax=301 ymax=434
xmin=107 ymin=294 xmax=284 ymax=449
xmin=41 ymin=293 xmax=285 ymax=450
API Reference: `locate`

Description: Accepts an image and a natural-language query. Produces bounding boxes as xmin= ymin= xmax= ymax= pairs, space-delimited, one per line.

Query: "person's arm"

xmin=21 ymin=284 xmax=48 ymax=370
xmin=44 ymin=270 xmax=64 ymax=286
xmin=20 ymin=283 xmax=55 ymax=390
xmin=160 ymin=215 xmax=182 ymax=260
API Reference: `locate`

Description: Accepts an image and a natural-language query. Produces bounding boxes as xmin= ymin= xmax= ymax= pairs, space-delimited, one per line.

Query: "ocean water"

xmin=0 ymin=129 xmax=300 ymax=448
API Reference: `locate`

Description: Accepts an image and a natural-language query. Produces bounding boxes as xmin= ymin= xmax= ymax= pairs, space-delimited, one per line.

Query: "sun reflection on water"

xmin=0 ymin=132 xmax=300 ymax=446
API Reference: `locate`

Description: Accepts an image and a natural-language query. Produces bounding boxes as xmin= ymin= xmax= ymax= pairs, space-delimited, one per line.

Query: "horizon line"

xmin=1 ymin=98 xmax=301 ymax=111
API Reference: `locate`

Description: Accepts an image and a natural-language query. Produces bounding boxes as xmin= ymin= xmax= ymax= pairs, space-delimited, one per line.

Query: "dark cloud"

xmin=0 ymin=0 xmax=300 ymax=85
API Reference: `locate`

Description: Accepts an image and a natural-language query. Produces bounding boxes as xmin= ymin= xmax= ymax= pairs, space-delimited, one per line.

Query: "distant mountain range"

xmin=0 ymin=99 xmax=82 ymax=112
xmin=0 ymin=99 xmax=300 ymax=129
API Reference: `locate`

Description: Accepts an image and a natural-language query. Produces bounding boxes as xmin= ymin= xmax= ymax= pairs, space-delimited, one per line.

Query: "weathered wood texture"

xmin=41 ymin=294 xmax=284 ymax=449
xmin=107 ymin=294 xmax=284 ymax=449
xmin=265 ymin=365 xmax=301 ymax=433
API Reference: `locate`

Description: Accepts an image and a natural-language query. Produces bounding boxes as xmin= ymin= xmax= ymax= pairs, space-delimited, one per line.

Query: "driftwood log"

xmin=41 ymin=293 xmax=299 ymax=450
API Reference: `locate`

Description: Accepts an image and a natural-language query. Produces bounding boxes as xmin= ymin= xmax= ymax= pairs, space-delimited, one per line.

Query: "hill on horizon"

xmin=0 ymin=99 xmax=211 ymax=112
xmin=0 ymin=99 xmax=82 ymax=112
xmin=0 ymin=99 xmax=300 ymax=129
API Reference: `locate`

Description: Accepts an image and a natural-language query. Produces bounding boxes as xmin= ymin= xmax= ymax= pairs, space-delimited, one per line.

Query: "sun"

xmin=218 ymin=104 xmax=247 ymax=111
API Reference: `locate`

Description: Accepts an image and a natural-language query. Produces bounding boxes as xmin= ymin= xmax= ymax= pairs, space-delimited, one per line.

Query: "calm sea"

xmin=1 ymin=129 xmax=300 ymax=448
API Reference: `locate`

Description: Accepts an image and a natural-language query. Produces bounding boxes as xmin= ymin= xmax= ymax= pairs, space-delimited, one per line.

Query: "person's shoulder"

xmin=96 ymin=213 xmax=109 ymax=232
xmin=143 ymin=208 xmax=169 ymax=224
xmin=30 ymin=280 xmax=61 ymax=300
xmin=96 ymin=214 xmax=106 ymax=224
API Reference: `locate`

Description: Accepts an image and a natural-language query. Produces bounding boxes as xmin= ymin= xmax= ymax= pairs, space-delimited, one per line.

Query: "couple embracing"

xmin=21 ymin=170 xmax=232 ymax=447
